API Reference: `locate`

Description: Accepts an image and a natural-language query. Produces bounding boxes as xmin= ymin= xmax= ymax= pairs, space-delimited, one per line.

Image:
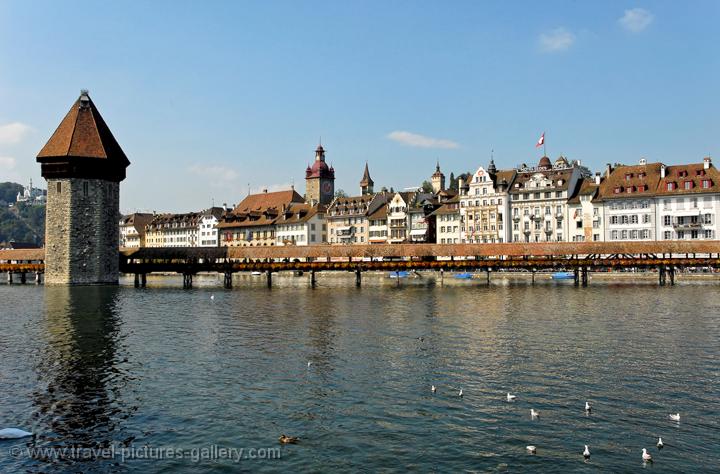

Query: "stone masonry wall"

xmin=45 ymin=178 xmax=120 ymax=285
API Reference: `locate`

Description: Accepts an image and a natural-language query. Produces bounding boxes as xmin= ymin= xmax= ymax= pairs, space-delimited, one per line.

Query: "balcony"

xmin=555 ymin=212 xmax=564 ymax=220
xmin=673 ymin=221 xmax=702 ymax=230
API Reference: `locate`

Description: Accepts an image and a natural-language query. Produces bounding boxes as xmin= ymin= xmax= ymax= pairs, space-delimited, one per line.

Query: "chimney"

xmin=594 ymin=172 xmax=601 ymax=185
xmin=704 ymin=156 xmax=712 ymax=169
xmin=605 ymin=163 xmax=613 ymax=178
xmin=660 ymin=164 xmax=666 ymax=178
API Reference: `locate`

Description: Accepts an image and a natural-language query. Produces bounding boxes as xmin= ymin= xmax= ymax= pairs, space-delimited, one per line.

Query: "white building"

xmin=459 ymin=160 xmax=514 ymax=243
xmin=119 ymin=213 xmax=153 ymax=248
xmin=655 ymin=157 xmax=719 ymax=241
xmin=432 ymin=196 xmax=462 ymax=244
xmin=275 ymin=203 xmax=326 ymax=245
xmin=566 ymin=176 xmax=604 ymax=242
xmin=599 ymin=160 xmax=661 ymax=241
xmin=198 ymin=207 xmax=225 ymax=247
xmin=509 ymin=156 xmax=585 ymax=243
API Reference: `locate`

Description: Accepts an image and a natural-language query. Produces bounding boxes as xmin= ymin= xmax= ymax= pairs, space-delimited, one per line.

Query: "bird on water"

xmin=583 ymin=445 xmax=590 ymax=460
xmin=279 ymin=434 xmax=299 ymax=444
xmin=530 ymin=409 xmax=539 ymax=419
xmin=506 ymin=393 xmax=517 ymax=402
xmin=642 ymin=448 xmax=653 ymax=462
xmin=526 ymin=445 xmax=536 ymax=454
xmin=657 ymin=437 xmax=664 ymax=449
xmin=0 ymin=428 xmax=32 ymax=439
xmin=669 ymin=413 xmax=680 ymax=422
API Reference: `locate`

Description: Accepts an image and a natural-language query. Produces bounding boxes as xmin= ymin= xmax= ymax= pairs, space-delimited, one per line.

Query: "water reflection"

xmin=31 ymin=286 xmax=131 ymax=467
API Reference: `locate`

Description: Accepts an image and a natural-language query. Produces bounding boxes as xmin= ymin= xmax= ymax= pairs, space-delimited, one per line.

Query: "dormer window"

xmin=679 ymin=170 xmax=688 ymax=178
xmin=666 ymin=182 xmax=675 ymax=191
xmin=702 ymin=179 xmax=712 ymax=189
xmin=626 ymin=186 xmax=634 ymax=194
xmin=638 ymin=172 xmax=646 ymax=179
xmin=625 ymin=173 xmax=632 ymax=181
xmin=684 ymin=181 xmax=693 ymax=190
xmin=614 ymin=186 xmax=622 ymax=194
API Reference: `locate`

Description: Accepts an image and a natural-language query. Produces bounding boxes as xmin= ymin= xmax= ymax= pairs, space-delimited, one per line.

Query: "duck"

xmin=431 ymin=385 xmax=436 ymax=393
xmin=583 ymin=445 xmax=590 ymax=459
xmin=506 ymin=393 xmax=517 ymax=402
xmin=526 ymin=445 xmax=536 ymax=454
xmin=669 ymin=413 xmax=680 ymax=422
xmin=657 ymin=437 xmax=664 ymax=449
xmin=0 ymin=428 xmax=33 ymax=439
xmin=585 ymin=401 xmax=592 ymax=413
xmin=530 ymin=409 xmax=539 ymax=419
xmin=642 ymin=448 xmax=653 ymax=462
xmin=279 ymin=434 xmax=299 ymax=444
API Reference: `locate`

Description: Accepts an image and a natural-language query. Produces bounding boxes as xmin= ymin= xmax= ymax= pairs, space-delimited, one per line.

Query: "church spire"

xmin=360 ymin=161 xmax=374 ymax=195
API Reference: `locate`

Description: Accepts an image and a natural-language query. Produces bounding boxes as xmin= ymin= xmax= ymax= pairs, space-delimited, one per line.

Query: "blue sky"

xmin=0 ymin=0 xmax=718 ymax=213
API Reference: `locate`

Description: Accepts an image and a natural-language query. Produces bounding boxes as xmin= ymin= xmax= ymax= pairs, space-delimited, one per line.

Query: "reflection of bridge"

xmin=3 ymin=242 xmax=719 ymax=287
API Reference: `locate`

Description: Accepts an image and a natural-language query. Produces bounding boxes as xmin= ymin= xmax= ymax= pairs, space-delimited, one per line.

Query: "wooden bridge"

xmin=3 ymin=242 xmax=719 ymax=288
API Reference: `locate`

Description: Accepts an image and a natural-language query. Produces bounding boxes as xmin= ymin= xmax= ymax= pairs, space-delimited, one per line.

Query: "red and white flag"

xmin=535 ymin=132 xmax=545 ymax=148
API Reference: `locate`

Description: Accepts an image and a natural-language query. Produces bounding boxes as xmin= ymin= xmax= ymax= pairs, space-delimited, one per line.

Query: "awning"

xmin=410 ymin=229 xmax=427 ymax=236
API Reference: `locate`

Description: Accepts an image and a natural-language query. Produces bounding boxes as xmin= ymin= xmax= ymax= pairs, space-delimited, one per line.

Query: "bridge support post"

xmin=223 ymin=272 xmax=233 ymax=289
xmin=183 ymin=273 xmax=193 ymax=289
xmin=658 ymin=266 xmax=666 ymax=286
xmin=486 ymin=269 xmax=491 ymax=285
xmin=35 ymin=272 xmax=41 ymax=284
xmin=267 ymin=271 xmax=272 ymax=289
xmin=355 ymin=267 xmax=361 ymax=288
xmin=19 ymin=272 xmax=26 ymax=284
xmin=134 ymin=273 xmax=140 ymax=288
xmin=7 ymin=271 xmax=12 ymax=284
xmin=141 ymin=273 xmax=147 ymax=288
xmin=310 ymin=270 xmax=317 ymax=288
xmin=440 ymin=268 xmax=444 ymax=286
xmin=531 ymin=268 xmax=536 ymax=285
xmin=581 ymin=267 xmax=588 ymax=287
xmin=395 ymin=270 xmax=400 ymax=286
xmin=669 ymin=267 xmax=675 ymax=286
xmin=573 ymin=268 xmax=579 ymax=286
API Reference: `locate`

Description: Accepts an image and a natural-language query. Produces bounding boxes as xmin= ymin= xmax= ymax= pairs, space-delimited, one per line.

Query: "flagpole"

xmin=543 ymin=132 xmax=546 ymax=157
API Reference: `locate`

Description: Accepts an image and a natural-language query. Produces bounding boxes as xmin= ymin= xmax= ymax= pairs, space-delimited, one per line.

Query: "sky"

xmin=0 ymin=0 xmax=718 ymax=213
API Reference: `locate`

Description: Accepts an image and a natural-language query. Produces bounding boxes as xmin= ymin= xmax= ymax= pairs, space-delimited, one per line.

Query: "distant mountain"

xmin=0 ymin=182 xmax=45 ymax=246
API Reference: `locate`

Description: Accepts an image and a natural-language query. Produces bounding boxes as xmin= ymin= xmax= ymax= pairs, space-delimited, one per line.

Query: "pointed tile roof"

xmin=37 ymin=90 xmax=130 ymax=181
xmin=360 ymin=162 xmax=373 ymax=187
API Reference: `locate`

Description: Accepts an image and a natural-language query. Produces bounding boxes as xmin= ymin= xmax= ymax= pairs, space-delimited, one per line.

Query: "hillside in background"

xmin=0 ymin=182 xmax=45 ymax=246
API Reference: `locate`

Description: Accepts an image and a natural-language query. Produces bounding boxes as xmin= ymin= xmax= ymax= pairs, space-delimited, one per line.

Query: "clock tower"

xmin=305 ymin=143 xmax=335 ymax=205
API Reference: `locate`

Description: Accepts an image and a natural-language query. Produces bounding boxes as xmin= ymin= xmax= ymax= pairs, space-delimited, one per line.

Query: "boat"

xmin=388 ymin=271 xmax=410 ymax=279
xmin=454 ymin=272 xmax=474 ymax=279
xmin=551 ymin=271 xmax=574 ymax=280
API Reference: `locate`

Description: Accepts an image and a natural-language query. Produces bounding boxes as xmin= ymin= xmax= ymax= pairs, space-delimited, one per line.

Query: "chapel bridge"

xmin=4 ymin=242 xmax=720 ymax=288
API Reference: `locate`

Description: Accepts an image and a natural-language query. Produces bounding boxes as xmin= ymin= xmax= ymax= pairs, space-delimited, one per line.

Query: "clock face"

xmin=322 ymin=181 xmax=333 ymax=194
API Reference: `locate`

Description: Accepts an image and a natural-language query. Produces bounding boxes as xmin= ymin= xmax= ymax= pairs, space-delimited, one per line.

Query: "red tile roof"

xmin=655 ymin=161 xmax=719 ymax=196
xmin=598 ymin=162 xmax=663 ymax=199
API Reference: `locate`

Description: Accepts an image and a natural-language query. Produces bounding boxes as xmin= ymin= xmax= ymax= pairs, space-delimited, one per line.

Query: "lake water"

xmin=1 ymin=277 xmax=719 ymax=472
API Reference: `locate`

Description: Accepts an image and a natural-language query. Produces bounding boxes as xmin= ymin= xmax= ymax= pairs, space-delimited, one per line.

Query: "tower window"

xmin=57 ymin=182 xmax=62 ymax=193
xmin=83 ymin=182 xmax=89 ymax=197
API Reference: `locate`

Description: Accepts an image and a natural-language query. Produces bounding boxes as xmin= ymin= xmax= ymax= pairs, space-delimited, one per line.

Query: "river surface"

xmin=1 ymin=278 xmax=718 ymax=472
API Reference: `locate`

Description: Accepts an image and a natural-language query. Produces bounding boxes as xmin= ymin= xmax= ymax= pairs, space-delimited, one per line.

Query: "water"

xmin=1 ymin=278 xmax=719 ymax=472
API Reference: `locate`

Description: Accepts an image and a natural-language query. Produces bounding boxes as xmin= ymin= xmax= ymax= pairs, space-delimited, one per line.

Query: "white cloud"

xmin=619 ymin=8 xmax=653 ymax=33
xmin=0 ymin=122 xmax=32 ymax=145
xmin=539 ymin=28 xmax=575 ymax=52
xmin=188 ymin=164 xmax=239 ymax=182
xmin=0 ymin=156 xmax=21 ymax=182
xmin=386 ymin=131 xmax=459 ymax=149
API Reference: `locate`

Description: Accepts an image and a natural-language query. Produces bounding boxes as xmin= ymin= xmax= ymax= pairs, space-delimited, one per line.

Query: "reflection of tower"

xmin=34 ymin=286 xmax=129 ymax=454
xmin=304 ymin=143 xmax=335 ymax=205
xmin=36 ymin=90 xmax=130 ymax=284
xmin=360 ymin=162 xmax=374 ymax=195
xmin=431 ymin=160 xmax=445 ymax=193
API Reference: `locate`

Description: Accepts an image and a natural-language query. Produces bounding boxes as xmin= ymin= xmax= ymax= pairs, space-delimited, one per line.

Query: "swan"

xmin=530 ymin=409 xmax=539 ymax=418
xmin=0 ymin=428 xmax=33 ymax=439
xmin=642 ymin=448 xmax=652 ymax=462
xmin=669 ymin=413 xmax=680 ymax=422
xmin=506 ymin=393 xmax=517 ymax=402
xmin=583 ymin=445 xmax=590 ymax=459
xmin=526 ymin=445 xmax=536 ymax=454
xmin=657 ymin=437 xmax=663 ymax=449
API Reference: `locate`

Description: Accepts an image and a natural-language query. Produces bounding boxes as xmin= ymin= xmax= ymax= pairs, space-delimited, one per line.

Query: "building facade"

xmin=567 ymin=176 xmax=604 ymax=242
xmin=305 ymin=144 xmax=335 ymax=206
xmin=460 ymin=161 xmax=514 ymax=243
xmin=119 ymin=213 xmax=154 ymax=248
xmin=274 ymin=203 xmax=326 ymax=245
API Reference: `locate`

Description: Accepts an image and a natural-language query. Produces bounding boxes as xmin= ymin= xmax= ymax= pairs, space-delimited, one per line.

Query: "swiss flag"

xmin=535 ymin=132 xmax=545 ymax=148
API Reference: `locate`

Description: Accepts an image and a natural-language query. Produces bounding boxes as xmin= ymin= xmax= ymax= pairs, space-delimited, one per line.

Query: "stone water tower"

xmin=37 ymin=90 xmax=130 ymax=284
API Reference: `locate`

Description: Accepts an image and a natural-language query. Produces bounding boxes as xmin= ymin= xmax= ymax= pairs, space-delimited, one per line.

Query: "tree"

xmin=448 ymin=172 xmax=456 ymax=191
xmin=421 ymin=180 xmax=434 ymax=193
xmin=334 ymin=189 xmax=347 ymax=198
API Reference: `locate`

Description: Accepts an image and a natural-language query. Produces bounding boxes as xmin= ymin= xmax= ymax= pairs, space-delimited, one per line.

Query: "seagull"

xmin=210 ymin=294 xmax=215 ymax=301
xmin=0 ymin=428 xmax=33 ymax=439
xmin=431 ymin=385 xmax=436 ymax=393
xmin=307 ymin=361 xmax=312 ymax=368
xmin=526 ymin=445 xmax=536 ymax=454
xmin=669 ymin=413 xmax=680 ymax=422
xmin=506 ymin=393 xmax=517 ymax=402
xmin=459 ymin=389 xmax=463 ymax=398
xmin=530 ymin=409 xmax=539 ymax=419
xmin=583 ymin=445 xmax=590 ymax=459
xmin=642 ymin=448 xmax=653 ymax=462
xmin=585 ymin=401 xmax=592 ymax=413
xmin=657 ymin=437 xmax=664 ymax=449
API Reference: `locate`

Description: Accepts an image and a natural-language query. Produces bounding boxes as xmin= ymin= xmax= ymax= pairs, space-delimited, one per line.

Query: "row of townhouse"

xmin=430 ymin=155 xmax=719 ymax=244
xmin=119 ymin=207 xmax=224 ymax=248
